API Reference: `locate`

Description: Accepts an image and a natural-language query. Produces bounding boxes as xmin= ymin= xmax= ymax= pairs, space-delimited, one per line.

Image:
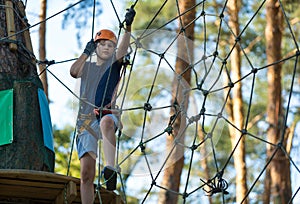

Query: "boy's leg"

xmin=76 ymin=120 xmax=99 ymax=202
xmin=100 ymin=116 xmax=116 ymax=167
xmin=80 ymin=152 xmax=96 ymax=204
xmin=100 ymin=115 xmax=118 ymax=190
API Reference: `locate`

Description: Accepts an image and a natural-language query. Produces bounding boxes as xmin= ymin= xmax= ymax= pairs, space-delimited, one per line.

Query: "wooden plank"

xmin=0 ymin=177 xmax=66 ymax=189
xmin=0 ymin=183 xmax=58 ymax=200
xmin=0 ymin=170 xmax=124 ymax=204
xmin=54 ymin=181 xmax=77 ymax=204
xmin=5 ymin=0 xmax=18 ymax=51
xmin=67 ymin=181 xmax=78 ymax=202
xmin=17 ymin=1 xmax=34 ymax=53
xmin=0 ymin=170 xmax=79 ymax=202
xmin=0 ymin=169 xmax=80 ymax=184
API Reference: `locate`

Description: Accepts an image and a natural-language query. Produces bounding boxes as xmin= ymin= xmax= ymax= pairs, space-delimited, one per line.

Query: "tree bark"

xmin=158 ymin=0 xmax=194 ymax=203
xmin=265 ymin=0 xmax=292 ymax=203
xmin=39 ymin=0 xmax=49 ymax=100
xmin=0 ymin=0 xmax=54 ymax=172
xmin=227 ymin=0 xmax=248 ymax=203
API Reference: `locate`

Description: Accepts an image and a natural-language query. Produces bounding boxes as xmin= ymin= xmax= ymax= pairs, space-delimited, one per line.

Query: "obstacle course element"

xmin=0 ymin=169 xmax=122 ymax=204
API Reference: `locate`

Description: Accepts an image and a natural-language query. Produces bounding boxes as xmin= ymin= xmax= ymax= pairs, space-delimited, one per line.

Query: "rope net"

xmin=2 ymin=0 xmax=299 ymax=203
xmin=97 ymin=1 xmax=299 ymax=203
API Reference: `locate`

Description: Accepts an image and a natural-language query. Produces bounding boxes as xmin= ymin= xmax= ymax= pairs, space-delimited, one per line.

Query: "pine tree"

xmin=0 ymin=0 xmax=54 ymax=172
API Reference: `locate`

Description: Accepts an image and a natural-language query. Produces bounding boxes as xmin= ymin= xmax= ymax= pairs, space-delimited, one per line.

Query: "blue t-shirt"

xmin=94 ymin=59 xmax=122 ymax=108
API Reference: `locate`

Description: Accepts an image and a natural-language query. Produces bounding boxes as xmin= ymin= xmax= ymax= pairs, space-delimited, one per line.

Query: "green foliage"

xmin=53 ymin=124 xmax=80 ymax=178
xmin=132 ymin=0 xmax=178 ymax=31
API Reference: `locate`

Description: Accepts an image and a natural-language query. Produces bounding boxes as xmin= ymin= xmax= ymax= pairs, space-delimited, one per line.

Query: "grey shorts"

xmin=76 ymin=114 xmax=119 ymax=159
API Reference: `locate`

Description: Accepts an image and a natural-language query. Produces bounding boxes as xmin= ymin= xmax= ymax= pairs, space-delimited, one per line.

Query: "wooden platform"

xmin=0 ymin=169 xmax=123 ymax=204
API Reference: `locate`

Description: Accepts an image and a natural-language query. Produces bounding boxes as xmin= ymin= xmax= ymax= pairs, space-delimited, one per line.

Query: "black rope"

xmin=66 ymin=127 xmax=77 ymax=176
xmin=91 ymin=0 xmax=96 ymax=39
xmin=0 ymin=0 xmax=85 ymax=42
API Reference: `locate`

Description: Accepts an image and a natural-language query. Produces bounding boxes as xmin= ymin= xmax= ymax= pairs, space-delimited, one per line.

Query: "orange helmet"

xmin=94 ymin=29 xmax=117 ymax=45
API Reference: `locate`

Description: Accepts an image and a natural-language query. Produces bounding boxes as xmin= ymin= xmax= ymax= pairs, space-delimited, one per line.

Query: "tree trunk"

xmin=0 ymin=0 xmax=54 ymax=172
xmin=265 ymin=0 xmax=292 ymax=203
xmin=39 ymin=0 xmax=49 ymax=100
xmin=158 ymin=0 xmax=194 ymax=203
xmin=227 ymin=0 xmax=248 ymax=203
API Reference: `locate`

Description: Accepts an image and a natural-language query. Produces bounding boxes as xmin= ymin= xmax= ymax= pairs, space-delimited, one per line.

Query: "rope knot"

xmin=144 ymin=103 xmax=152 ymax=111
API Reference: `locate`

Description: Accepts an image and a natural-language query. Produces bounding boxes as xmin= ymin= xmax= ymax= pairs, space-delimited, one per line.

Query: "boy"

xmin=70 ymin=7 xmax=135 ymax=204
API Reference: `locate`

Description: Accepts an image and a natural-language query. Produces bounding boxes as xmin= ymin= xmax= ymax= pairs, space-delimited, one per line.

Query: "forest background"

xmin=24 ymin=0 xmax=300 ymax=203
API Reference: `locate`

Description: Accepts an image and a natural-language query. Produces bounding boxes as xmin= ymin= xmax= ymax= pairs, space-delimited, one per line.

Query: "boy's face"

xmin=96 ymin=39 xmax=116 ymax=60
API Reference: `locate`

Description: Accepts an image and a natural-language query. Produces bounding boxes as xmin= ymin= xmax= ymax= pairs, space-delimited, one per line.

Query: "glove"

xmin=125 ymin=7 xmax=136 ymax=26
xmin=83 ymin=39 xmax=96 ymax=56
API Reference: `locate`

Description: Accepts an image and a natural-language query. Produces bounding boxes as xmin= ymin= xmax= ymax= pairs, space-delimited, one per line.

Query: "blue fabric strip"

xmin=38 ymin=88 xmax=54 ymax=152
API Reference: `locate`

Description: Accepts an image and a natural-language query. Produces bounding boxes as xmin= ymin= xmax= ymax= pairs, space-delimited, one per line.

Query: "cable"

xmin=91 ymin=0 xmax=96 ymax=39
xmin=0 ymin=0 xmax=85 ymax=42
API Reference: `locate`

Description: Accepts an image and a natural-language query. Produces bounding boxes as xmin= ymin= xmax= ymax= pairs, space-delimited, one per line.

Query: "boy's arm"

xmin=116 ymin=25 xmax=131 ymax=61
xmin=70 ymin=40 xmax=96 ymax=78
xmin=116 ymin=7 xmax=135 ymax=61
xmin=70 ymin=54 xmax=88 ymax=78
